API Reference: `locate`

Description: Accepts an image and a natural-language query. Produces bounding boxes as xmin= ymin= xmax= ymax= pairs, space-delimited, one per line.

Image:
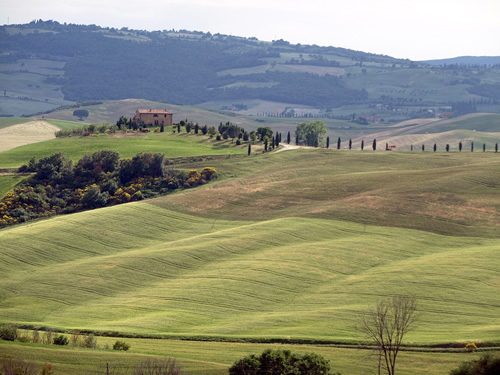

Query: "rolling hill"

xmin=1 ymin=148 xmax=499 ymax=346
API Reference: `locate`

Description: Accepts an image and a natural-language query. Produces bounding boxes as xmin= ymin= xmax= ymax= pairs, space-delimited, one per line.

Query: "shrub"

xmin=450 ymin=354 xmax=500 ymax=375
xmin=229 ymin=349 xmax=336 ymax=375
xmin=83 ymin=334 xmax=97 ymax=348
xmin=0 ymin=324 xmax=17 ymax=341
xmin=113 ymin=340 xmax=130 ymax=351
xmin=53 ymin=334 xmax=69 ymax=345
xmin=465 ymin=342 xmax=477 ymax=352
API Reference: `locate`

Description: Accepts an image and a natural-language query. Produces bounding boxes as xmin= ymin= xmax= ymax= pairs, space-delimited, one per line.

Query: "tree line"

xmin=0 ymin=151 xmax=217 ymax=227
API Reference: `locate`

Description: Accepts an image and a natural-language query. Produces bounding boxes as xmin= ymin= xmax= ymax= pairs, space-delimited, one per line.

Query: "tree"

xmin=372 ymin=139 xmax=377 ymax=151
xmin=248 ymin=143 xmax=251 ymax=156
xmin=349 ymin=139 xmax=352 ymax=150
xmin=337 ymin=137 xmax=341 ymax=150
xmin=422 ymin=144 xmax=425 ymax=152
xmin=257 ymin=126 xmax=273 ymax=141
xmin=433 ymin=143 xmax=437 ymax=152
xmin=459 ymin=141 xmax=463 ymax=152
xmin=471 ymin=142 xmax=474 ymax=152
xmin=73 ymin=109 xmax=89 ymax=121
xmin=483 ymin=143 xmax=486 ymax=152
xmin=229 ymin=349 xmax=334 ymax=375
xmin=446 ymin=144 xmax=450 ymax=152
xmin=358 ymin=296 xmax=418 ymax=375
xmin=361 ymin=140 xmax=364 ymax=151
xmin=295 ymin=120 xmax=327 ymax=147
xmin=287 ymin=131 xmax=291 ymax=144
xmin=496 ymin=143 xmax=498 ymax=153
xmin=326 ymin=136 xmax=330 ymax=149
xmin=449 ymin=354 xmax=500 ymax=375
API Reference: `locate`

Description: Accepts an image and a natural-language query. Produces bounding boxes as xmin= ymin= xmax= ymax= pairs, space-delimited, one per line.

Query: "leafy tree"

xmin=449 ymin=354 xmax=500 ymax=375
xmin=0 ymin=324 xmax=17 ymax=341
xmin=229 ymin=349 xmax=334 ymax=375
xmin=295 ymin=120 xmax=327 ymax=147
xmin=358 ymin=296 xmax=418 ymax=375
xmin=33 ymin=152 xmax=73 ymax=184
xmin=257 ymin=127 xmax=273 ymax=141
xmin=81 ymin=185 xmax=109 ymax=208
xmin=73 ymin=109 xmax=89 ymax=120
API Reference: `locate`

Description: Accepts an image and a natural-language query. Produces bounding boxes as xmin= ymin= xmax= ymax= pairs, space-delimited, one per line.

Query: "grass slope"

xmin=0 ymin=131 xmax=247 ymax=168
xmin=1 ymin=150 xmax=499 ymax=345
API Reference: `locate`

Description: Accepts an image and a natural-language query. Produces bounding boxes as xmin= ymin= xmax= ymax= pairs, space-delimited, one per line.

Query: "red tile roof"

xmin=136 ymin=109 xmax=173 ymax=114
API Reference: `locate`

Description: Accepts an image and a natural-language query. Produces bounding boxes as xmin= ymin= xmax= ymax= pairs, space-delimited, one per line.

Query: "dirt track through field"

xmin=0 ymin=121 xmax=59 ymax=152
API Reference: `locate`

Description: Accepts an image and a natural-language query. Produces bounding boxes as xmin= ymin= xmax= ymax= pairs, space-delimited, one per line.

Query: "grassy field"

xmin=1 ymin=150 xmax=499 ymax=347
xmin=2 ymin=338 xmax=497 ymax=375
xmin=0 ymin=174 xmax=27 ymax=199
xmin=0 ymin=131 xmax=248 ymax=168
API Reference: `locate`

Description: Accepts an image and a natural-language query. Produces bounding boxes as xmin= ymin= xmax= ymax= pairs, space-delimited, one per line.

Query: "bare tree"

xmin=359 ymin=296 xmax=418 ymax=375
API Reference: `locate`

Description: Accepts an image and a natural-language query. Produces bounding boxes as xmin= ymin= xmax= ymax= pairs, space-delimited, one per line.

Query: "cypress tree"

xmin=264 ymin=138 xmax=268 ymax=151
xmin=422 ymin=144 xmax=425 ymax=152
xmin=361 ymin=140 xmax=364 ymax=151
xmin=372 ymin=139 xmax=377 ymax=151
xmin=471 ymin=142 xmax=474 ymax=152
xmin=248 ymin=143 xmax=251 ymax=156
xmin=385 ymin=143 xmax=389 ymax=151
xmin=483 ymin=143 xmax=486 ymax=152
xmin=287 ymin=131 xmax=291 ymax=144
xmin=411 ymin=144 xmax=413 ymax=152
xmin=459 ymin=141 xmax=462 ymax=152
xmin=496 ymin=143 xmax=498 ymax=153
xmin=349 ymin=139 xmax=352 ymax=150
xmin=433 ymin=143 xmax=437 ymax=152
xmin=446 ymin=144 xmax=450 ymax=152
xmin=295 ymin=135 xmax=298 ymax=145
xmin=160 ymin=124 xmax=164 ymax=133
xmin=337 ymin=137 xmax=341 ymax=150
xmin=326 ymin=136 xmax=330 ymax=149
xmin=276 ymin=135 xmax=280 ymax=148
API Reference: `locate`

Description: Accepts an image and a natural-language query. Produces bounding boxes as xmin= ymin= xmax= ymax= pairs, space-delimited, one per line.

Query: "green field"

xmin=0 ymin=174 xmax=27 ymax=198
xmin=1 ymin=150 xmax=499 ymax=345
xmin=1 ymin=117 xmax=500 ymax=374
xmin=2 ymin=338 xmax=497 ymax=375
xmin=0 ymin=131 xmax=248 ymax=168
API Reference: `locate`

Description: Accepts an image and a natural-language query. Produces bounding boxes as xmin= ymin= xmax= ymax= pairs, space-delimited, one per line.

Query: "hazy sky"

xmin=2 ymin=0 xmax=499 ymax=60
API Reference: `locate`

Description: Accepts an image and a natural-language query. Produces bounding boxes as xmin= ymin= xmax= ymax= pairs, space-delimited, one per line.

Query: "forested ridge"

xmin=1 ymin=20 xmax=500 ymax=119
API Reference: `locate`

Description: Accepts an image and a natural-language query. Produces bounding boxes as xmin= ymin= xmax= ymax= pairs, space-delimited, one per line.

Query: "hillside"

xmin=1 ymin=20 xmax=500 ymax=122
xmin=1 ymin=149 xmax=499 ymax=345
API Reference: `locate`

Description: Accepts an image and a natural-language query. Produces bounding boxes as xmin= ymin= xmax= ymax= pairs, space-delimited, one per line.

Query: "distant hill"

xmin=1 ymin=20 xmax=500 ymax=122
xmin=423 ymin=56 xmax=500 ymax=66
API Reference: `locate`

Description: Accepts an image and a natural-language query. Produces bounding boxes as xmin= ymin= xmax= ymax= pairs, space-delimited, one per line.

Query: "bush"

xmin=450 ymin=354 xmax=500 ymax=375
xmin=53 ymin=334 xmax=69 ymax=345
xmin=113 ymin=340 xmax=130 ymax=351
xmin=83 ymin=334 xmax=97 ymax=348
xmin=465 ymin=342 xmax=477 ymax=352
xmin=229 ymin=349 xmax=336 ymax=375
xmin=0 ymin=325 xmax=17 ymax=341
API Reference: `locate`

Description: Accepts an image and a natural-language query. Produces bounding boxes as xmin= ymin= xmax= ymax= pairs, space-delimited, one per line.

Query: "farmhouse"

xmin=133 ymin=109 xmax=173 ymax=126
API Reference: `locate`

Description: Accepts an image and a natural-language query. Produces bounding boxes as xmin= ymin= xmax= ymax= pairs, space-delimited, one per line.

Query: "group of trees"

xmin=0 ymin=151 xmax=217 ymax=227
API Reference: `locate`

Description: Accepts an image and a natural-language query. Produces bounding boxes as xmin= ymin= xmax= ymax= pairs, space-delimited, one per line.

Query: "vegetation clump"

xmin=0 ymin=151 xmax=217 ymax=227
xmin=229 ymin=348 xmax=337 ymax=375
